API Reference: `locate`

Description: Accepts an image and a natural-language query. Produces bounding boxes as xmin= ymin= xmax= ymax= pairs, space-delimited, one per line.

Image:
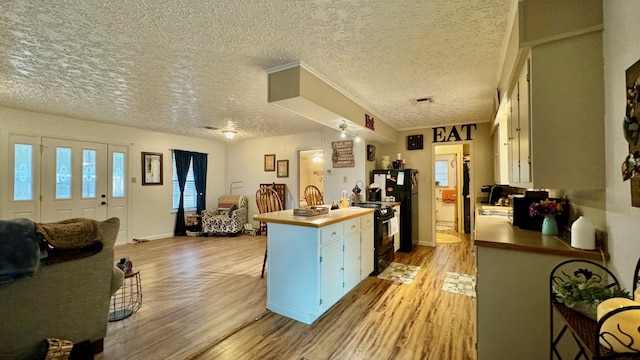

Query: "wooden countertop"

xmin=254 ymin=207 xmax=375 ymax=228
xmin=474 ymin=211 xmax=606 ymax=261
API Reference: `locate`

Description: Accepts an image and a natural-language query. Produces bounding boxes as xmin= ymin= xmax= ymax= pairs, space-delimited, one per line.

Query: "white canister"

xmin=571 ymin=216 xmax=596 ymax=250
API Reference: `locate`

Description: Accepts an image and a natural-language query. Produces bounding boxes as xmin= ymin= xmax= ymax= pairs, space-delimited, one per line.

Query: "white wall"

xmin=0 ymin=106 xmax=226 ymax=242
xmin=375 ymin=123 xmax=494 ymax=246
xmin=226 ymin=128 xmax=367 ymax=229
xmin=603 ymin=1 xmax=640 ymax=290
xmin=225 ymin=130 xmax=322 ymax=223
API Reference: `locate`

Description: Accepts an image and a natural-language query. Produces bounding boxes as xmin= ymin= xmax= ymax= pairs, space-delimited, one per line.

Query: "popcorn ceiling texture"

xmin=0 ymin=0 xmax=512 ymax=141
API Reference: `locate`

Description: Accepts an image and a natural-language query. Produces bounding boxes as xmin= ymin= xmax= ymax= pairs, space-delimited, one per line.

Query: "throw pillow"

xmin=228 ymin=204 xmax=238 ymax=217
xmin=36 ymin=218 xmax=103 ymax=249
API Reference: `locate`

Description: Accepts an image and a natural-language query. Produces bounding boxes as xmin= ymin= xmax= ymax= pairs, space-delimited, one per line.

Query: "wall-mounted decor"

xmin=142 ymin=152 xmax=163 ymax=185
xmin=277 ymin=160 xmax=289 ymax=178
xmin=621 ymin=59 xmax=640 ymax=206
xmin=433 ymin=124 xmax=477 ymax=143
xmin=365 ymin=114 xmax=375 ymax=130
xmin=264 ymin=154 xmax=276 ymax=172
xmin=367 ymin=145 xmax=376 ymax=161
xmin=407 ymin=134 xmax=424 ymax=150
xmin=332 ymin=140 xmax=354 ymax=168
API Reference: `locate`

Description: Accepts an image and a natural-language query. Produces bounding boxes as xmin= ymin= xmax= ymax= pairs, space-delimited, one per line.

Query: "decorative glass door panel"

xmin=42 ymin=138 xmax=108 ymax=221
xmin=14 ymin=143 xmax=33 ymax=201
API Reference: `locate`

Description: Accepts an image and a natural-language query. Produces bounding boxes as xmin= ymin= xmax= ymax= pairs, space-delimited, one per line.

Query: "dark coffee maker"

xmin=368 ymin=187 xmax=381 ymax=201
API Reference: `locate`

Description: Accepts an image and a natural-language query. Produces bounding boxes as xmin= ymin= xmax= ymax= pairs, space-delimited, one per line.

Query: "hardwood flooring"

xmin=98 ymin=232 xmax=476 ymax=360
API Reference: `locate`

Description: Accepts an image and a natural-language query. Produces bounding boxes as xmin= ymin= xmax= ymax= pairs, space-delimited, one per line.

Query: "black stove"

xmin=355 ymin=202 xmax=394 ymax=219
xmin=354 ymin=202 xmax=395 ymax=275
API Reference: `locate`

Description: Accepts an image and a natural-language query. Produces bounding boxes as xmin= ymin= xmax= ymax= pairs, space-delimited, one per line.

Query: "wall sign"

xmin=331 ymin=140 xmax=354 ymax=168
xmin=432 ymin=124 xmax=477 ymax=143
xmin=365 ymin=114 xmax=375 ymax=130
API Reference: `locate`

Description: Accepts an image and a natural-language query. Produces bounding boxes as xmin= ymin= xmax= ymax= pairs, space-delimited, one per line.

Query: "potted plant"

xmin=552 ymin=268 xmax=630 ymax=319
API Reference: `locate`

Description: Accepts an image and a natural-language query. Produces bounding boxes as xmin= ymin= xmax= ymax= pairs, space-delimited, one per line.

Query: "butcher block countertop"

xmin=474 ymin=207 xmax=606 ymax=261
xmin=254 ymin=207 xmax=374 ymax=228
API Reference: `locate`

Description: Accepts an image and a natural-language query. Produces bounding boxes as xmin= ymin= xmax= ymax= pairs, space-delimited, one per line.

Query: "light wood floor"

xmin=99 ymin=232 xmax=476 ymax=360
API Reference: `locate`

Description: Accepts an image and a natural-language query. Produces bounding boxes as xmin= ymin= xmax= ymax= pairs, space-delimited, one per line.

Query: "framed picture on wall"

xmin=277 ymin=160 xmax=289 ymax=178
xmin=142 ymin=152 xmax=163 ymax=185
xmin=264 ymin=154 xmax=276 ymax=171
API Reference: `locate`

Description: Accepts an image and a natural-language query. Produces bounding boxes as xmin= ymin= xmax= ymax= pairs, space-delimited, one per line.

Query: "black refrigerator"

xmin=371 ymin=169 xmax=418 ymax=252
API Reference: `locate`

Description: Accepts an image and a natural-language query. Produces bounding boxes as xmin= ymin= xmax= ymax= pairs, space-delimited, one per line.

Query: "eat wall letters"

xmin=432 ymin=124 xmax=477 ymax=143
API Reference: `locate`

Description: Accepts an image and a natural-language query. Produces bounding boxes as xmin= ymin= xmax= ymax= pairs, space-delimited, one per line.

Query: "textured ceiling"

xmin=0 ymin=0 xmax=513 ymax=142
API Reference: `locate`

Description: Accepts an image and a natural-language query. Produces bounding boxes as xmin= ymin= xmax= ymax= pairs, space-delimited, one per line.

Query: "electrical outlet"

xmin=131 ymin=177 xmax=137 ymax=183
xmin=343 ymin=176 xmax=347 ymax=183
xmin=326 ymin=169 xmax=333 ymax=175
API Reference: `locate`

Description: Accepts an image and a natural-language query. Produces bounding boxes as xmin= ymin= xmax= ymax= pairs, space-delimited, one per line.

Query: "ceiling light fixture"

xmin=339 ymin=121 xmax=348 ymax=139
xmin=222 ymin=130 xmax=237 ymax=139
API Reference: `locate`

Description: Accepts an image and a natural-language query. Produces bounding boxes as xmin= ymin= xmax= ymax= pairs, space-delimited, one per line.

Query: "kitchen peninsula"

xmin=474 ymin=209 xmax=606 ymax=360
xmin=254 ymin=207 xmax=375 ymax=324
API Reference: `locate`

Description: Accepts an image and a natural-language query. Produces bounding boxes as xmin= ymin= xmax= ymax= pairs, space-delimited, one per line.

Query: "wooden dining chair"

xmin=256 ymin=186 xmax=284 ymax=278
xmin=304 ymin=185 xmax=324 ymax=206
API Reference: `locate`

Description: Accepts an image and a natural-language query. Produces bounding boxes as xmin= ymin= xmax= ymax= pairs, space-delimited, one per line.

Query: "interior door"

xmin=41 ymin=138 xmax=108 ymax=221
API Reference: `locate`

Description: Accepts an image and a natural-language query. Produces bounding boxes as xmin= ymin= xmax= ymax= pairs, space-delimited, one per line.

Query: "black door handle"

xmin=101 ymin=201 xmax=107 ymax=205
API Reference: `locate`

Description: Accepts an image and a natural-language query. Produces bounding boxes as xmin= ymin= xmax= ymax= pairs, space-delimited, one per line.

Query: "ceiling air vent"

xmin=410 ymin=96 xmax=432 ymax=105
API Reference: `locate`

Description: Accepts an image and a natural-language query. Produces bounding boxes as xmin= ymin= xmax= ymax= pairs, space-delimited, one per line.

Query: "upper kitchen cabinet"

xmin=495 ymin=0 xmax=604 ymax=190
xmin=507 ymin=57 xmax=531 ymax=185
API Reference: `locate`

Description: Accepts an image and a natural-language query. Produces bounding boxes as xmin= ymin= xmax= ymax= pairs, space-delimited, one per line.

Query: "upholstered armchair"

xmin=201 ymin=195 xmax=248 ymax=235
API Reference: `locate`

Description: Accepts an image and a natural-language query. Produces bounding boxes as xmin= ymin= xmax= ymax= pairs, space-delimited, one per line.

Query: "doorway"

xmin=298 ymin=149 xmax=324 ymax=207
xmin=5 ymin=135 xmax=129 ymax=243
xmin=432 ymin=143 xmax=473 ymax=245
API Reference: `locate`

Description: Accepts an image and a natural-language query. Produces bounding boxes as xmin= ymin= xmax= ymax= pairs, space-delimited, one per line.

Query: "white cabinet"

xmin=266 ymin=213 xmax=374 ymax=324
xmin=320 ymin=236 xmax=344 ymax=312
xmin=496 ymin=1 xmax=604 ymax=190
xmin=343 ymin=233 xmax=361 ymax=293
xmin=507 ymin=57 xmax=531 ymax=185
xmin=360 ymin=217 xmax=374 ymax=280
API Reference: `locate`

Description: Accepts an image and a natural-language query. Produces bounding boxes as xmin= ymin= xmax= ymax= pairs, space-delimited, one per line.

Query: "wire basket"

xmin=45 ymin=338 xmax=73 ymax=360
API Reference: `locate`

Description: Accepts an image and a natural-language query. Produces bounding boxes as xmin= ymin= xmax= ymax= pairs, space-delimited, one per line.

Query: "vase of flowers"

xmin=529 ymin=199 xmax=564 ymax=235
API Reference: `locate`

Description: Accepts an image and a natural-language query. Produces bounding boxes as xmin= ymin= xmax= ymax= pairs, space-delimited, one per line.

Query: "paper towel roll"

xmin=571 ymin=216 xmax=596 ymax=250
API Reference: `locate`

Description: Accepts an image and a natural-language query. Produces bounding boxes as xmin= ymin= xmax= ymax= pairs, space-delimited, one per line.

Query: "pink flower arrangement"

xmin=529 ymin=199 xmax=564 ymax=217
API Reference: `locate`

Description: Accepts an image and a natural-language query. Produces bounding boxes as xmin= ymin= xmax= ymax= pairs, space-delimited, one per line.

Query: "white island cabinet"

xmin=255 ymin=207 xmax=375 ymax=324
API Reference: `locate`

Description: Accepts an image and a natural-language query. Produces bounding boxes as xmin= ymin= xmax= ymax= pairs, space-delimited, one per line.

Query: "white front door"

xmin=108 ymin=144 xmax=129 ymax=244
xmin=5 ymin=134 xmax=42 ymax=221
xmin=41 ymin=138 xmax=108 ymax=221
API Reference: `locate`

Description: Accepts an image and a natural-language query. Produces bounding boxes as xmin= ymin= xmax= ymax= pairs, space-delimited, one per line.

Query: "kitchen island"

xmin=254 ymin=207 xmax=375 ymax=324
xmin=474 ymin=208 xmax=606 ymax=360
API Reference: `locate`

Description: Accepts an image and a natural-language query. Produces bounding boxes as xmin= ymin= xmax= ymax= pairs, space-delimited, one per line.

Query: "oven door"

xmin=376 ymin=216 xmax=394 ymax=273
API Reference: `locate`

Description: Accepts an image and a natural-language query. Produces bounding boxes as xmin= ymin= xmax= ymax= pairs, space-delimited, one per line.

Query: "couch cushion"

xmin=228 ymin=203 xmax=238 ymax=217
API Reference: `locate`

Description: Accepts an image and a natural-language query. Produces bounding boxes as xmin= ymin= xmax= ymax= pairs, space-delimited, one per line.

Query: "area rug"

xmin=436 ymin=233 xmax=462 ymax=244
xmin=377 ymin=262 xmax=420 ymax=284
xmin=442 ymin=272 xmax=476 ymax=297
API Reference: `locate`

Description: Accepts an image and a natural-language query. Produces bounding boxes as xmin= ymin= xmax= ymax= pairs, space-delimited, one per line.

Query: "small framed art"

xmin=142 ymin=152 xmax=163 ymax=185
xmin=277 ymin=160 xmax=289 ymax=178
xmin=264 ymin=154 xmax=276 ymax=171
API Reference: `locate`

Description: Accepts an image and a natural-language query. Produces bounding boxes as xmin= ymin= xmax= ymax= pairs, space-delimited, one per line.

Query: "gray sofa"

xmin=0 ymin=217 xmax=123 ymax=360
